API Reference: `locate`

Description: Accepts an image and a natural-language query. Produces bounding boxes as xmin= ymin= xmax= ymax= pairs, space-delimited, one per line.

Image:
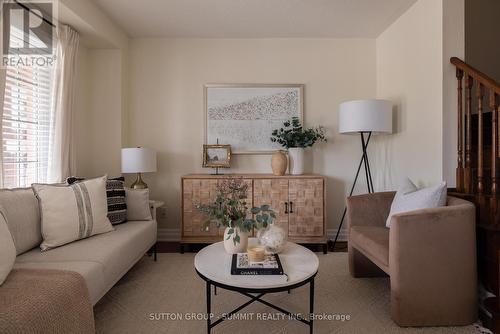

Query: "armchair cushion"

xmin=386 ymin=178 xmax=447 ymax=227
xmin=350 ymin=226 xmax=389 ymax=271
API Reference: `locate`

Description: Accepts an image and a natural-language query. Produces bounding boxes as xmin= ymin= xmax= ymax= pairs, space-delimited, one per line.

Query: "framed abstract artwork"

xmin=204 ymin=84 xmax=304 ymax=154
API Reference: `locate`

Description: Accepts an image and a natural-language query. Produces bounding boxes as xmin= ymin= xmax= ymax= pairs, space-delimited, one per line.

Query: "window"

xmin=1 ymin=25 xmax=54 ymax=188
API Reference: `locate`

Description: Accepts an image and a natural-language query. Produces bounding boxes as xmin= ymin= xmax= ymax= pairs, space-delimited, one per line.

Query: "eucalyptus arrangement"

xmin=270 ymin=117 xmax=326 ymax=175
xmin=270 ymin=117 xmax=326 ymax=149
xmin=196 ymin=178 xmax=275 ymax=252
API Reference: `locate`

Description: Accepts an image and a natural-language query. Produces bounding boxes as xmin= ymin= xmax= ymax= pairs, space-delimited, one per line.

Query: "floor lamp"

xmin=332 ymin=99 xmax=393 ymax=250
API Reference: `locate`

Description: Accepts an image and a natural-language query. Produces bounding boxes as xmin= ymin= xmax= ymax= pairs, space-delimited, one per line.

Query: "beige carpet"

xmin=94 ymin=252 xmax=482 ymax=334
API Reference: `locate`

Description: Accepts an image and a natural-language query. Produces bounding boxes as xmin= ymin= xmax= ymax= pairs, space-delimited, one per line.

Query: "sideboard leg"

xmin=323 ymin=243 xmax=327 ymax=254
xmin=180 ymin=243 xmax=185 ymax=254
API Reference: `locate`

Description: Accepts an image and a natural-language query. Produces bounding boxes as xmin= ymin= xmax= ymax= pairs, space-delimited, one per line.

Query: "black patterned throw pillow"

xmin=66 ymin=176 xmax=127 ymax=225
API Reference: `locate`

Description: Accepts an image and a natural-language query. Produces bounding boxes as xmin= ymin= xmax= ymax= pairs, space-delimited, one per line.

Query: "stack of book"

xmin=231 ymin=253 xmax=284 ymax=275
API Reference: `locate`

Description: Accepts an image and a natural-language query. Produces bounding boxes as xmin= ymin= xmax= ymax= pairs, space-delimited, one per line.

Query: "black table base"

xmin=196 ymin=270 xmax=317 ymax=334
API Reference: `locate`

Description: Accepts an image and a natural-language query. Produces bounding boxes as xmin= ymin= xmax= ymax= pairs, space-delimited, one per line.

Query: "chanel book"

xmin=231 ymin=253 xmax=284 ymax=275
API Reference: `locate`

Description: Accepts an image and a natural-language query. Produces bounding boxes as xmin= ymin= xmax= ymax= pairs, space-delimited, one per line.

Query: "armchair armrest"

xmin=149 ymin=200 xmax=164 ymax=221
xmin=389 ymin=199 xmax=476 ymax=270
xmin=388 ymin=197 xmax=477 ymax=325
xmin=347 ymin=191 xmax=395 ymax=229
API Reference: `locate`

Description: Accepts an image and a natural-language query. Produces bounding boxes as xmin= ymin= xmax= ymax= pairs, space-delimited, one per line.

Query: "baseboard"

xmin=327 ymin=228 xmax=348 ymax=242
xmin=157 ymin=228 xmax=181 ymax=241
xmin=158 ymin=228 xmax=347 ymax=242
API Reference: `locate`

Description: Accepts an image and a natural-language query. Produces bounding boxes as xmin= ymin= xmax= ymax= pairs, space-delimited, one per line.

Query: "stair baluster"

xmin=492 ymin=91 xmax=499 ymax=195
xmin=456 ymin=69 xmax=464 ymax=192
xmin=477 ymin=84 xmax=485 ymax=194
xmin=465 ymin=75 xmax=473 ymax=193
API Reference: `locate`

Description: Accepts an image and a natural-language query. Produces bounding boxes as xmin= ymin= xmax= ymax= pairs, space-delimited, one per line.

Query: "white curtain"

xmin=0 ymin=2 xmax=9 ymax=188
xmin=48 ymin=24 xmax=79 ymax=183
xmin=0 ymin=68 xmax=5 ymax=188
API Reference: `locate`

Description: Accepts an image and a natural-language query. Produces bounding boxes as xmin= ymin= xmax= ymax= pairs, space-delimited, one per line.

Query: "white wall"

xmin=73 ymin=45 xmax=89 ymax=174
xmin=375 ymin=0 xmax=444 ymax=189
xmin=61 ymin=0 xmax=129 ymax=179
xmin=59 ymin=0 xmax=128 ymax=49
xmin=374 ymin=0 xmax=464 ymax=190
xmin=74 ymin=49 xmax=124 ymax=177
xmin=128 ymin=38 xmax=376 ymax=234
xmin=442 ymin=0 xmax=465 ymax=187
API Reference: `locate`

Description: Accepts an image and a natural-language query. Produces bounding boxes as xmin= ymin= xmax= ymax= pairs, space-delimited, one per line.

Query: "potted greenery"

xmin=196 ymin=178 xmax=276 ymax=254
xmin=270 ymin=117 xmax=326 ymax=174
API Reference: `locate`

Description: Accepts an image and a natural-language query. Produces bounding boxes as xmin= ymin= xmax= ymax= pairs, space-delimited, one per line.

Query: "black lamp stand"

xmin=331 ymin=131 xmax=374 ymax=250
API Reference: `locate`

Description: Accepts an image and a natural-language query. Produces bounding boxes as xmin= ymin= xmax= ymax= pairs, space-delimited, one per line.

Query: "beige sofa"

xmin=347 ymin=191 xmax=477 ymax=327
xmin=1 ymin=187 xmax=158 ymax=305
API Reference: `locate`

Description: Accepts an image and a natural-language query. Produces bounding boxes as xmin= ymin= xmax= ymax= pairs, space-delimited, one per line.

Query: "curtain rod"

xmin=13 ymin=0 xmax=56 ymax=28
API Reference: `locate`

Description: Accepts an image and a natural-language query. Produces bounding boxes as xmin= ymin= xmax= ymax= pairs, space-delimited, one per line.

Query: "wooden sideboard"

xmin=181 ymin=174 xmax=327 ymax=253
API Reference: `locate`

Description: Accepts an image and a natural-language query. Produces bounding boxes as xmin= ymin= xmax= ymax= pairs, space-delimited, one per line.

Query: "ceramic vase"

xmin=257 ymin=224 xmax=287 ymax=254
xmin=288 ymin=147 xmax=304 ymax=175
xmin=223 ymin=227 xmax=249 ymax=254
xmin=271 ymin=150 xmax=287 ymax=176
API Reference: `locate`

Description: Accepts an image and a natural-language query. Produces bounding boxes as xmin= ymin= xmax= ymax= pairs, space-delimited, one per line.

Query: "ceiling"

xmin=93 ymin=0 xmax=418 ymax=38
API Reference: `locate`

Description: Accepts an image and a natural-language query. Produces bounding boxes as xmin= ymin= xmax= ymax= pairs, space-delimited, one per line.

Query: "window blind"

xmin=2 ymin=26 xmax=54 ymax=188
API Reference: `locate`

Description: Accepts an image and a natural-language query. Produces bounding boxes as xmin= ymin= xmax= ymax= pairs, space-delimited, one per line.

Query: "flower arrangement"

xmin=270 ymin=117 xmax=326 ymax=149
xmin=196 ymin=178 xmax=276 ymax=245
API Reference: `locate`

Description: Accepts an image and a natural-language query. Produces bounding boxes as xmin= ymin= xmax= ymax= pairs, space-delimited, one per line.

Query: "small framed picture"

xmin=203 ymin=144 xmax=231 ymax=168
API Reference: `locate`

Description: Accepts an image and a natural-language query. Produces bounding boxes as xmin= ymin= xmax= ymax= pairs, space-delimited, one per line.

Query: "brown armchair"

xmin=347 ymin=192 xmax=477 ymax=327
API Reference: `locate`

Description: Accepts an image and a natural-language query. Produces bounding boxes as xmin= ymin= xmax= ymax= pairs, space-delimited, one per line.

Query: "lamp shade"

xmin=339 ymin=99 xmax=392 ymax=134
xmin=121 ymin=147 xmax=157 ymax=173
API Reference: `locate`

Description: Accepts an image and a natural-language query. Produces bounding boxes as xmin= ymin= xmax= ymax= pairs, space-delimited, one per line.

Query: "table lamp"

xmin=332 ymin=99 xmax=392 ymax=249
xmin=121 ymin=147 xmax=157 ymax=189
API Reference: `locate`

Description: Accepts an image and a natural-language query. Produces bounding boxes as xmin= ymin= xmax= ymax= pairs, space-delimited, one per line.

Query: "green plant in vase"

xmin=196 ymin=178 xmax=276 ymax=253
xmin=270 ymin=117 xmax=326 ymax=174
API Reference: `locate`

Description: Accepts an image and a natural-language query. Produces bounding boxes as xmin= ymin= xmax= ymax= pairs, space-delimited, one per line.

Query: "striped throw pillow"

xmin=32 ymin=176 xmax=114 ymax=250
xmin=67 ymin=176 xmax=127 ymax=225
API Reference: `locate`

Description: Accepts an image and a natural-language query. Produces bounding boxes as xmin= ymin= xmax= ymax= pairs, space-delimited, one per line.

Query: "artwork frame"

xmin=202 ymin=144 xmax=232 ymax=168
xmin=204 ymin=84 xmax=304 ymax=154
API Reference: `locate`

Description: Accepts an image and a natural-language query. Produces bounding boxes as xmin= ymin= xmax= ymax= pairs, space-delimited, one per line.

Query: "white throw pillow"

xmin=386 ymin=178 xmax=447 ymax=228
xmin=32 ymin=176 xmax=114 ymax=250
xmin=0 ymin=208 xmax=15 ymax=285
xmin=125 ymin=188 xmax=152 ymax=221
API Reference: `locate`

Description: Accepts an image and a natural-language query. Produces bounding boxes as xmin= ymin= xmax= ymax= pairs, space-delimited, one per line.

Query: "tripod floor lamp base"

xmin=331 ymin=132 xmax=374 ymax=250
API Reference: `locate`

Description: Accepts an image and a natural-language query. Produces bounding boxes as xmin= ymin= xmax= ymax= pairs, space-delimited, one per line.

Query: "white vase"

xmin=288 ymin=147 xmax=305 ymax=175
xmin=223 ymin=227 xmax=249 ymax=254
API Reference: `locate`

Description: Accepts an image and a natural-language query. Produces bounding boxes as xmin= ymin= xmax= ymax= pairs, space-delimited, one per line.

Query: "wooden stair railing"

xmin=451 ymin=57 xmax=500 ymax=194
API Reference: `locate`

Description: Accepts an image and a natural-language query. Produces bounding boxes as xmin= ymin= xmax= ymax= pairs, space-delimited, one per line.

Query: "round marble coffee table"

xmin=194 ymin=239 xmax=319 ymax=333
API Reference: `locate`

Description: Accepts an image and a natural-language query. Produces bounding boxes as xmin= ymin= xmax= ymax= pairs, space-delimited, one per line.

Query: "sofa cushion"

xmin=0 ymin=188 xmax=41 ymax=255
xmin=125 ymin=188 xmax=152 ymax=221
xmin=68 ymin=176 xmax=127 ymax=225
xmin=32 ymin=176 xmax=115 ymax=250
xmin=350 ymin=226 xmax=389 ymax=269
xmin=15 ymin=220 xmax=157 ymax=305
xmin=0 ymin=209 xmax=16 ymax=285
